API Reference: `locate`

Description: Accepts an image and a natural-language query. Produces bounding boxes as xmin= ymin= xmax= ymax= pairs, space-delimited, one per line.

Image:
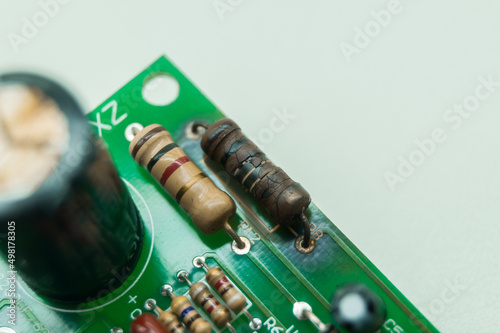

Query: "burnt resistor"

xmin=193 ymin=257 xmax=262 ymax=330
xmin=177 ymin=271 xmax=235 ymax=332
xmin=129 ymin=124 xmax=245 ymax=249
xmin=144 ymin=299 xmax=186 ymax=333
xmin=199 ymin=118 xmax=312 ymax=247
xmin=160 ymin=285 xmax=212 ymax=333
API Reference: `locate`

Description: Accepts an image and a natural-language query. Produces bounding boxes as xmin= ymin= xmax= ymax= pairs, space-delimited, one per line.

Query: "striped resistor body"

xmin=200 ymin=118 xmax=311 ymax=227
xmin=129 ymin=124 xmax=238 ymax=237
xmin=170 ymin=293 xmax=212 ymax=333
xmin=156 ymin=308 xmax=186 ymax=333
xmin=189 ymin=282 xmax=231 ymax=327
xmin=193 ymin=258 xmax=260 ymax=329
xmin=205 ymin=266 xmax=246 ymax=312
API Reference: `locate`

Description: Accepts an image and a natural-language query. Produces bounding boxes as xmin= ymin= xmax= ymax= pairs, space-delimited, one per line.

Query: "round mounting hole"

xmin=142 ymin=73 xmax=180 ymax=106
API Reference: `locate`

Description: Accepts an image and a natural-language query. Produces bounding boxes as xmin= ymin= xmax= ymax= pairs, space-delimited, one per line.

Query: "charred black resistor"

xmin=199 ymin=118 xmax=312 ymax=246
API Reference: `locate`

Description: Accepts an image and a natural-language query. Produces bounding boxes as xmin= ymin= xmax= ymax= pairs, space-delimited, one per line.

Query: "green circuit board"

xmin=0 ymin=56 xmax=438 ymax=333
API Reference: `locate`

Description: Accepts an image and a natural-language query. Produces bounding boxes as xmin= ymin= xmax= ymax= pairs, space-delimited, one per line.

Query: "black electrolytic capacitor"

xmin=0 ymin=73 xmax=143 ymax=301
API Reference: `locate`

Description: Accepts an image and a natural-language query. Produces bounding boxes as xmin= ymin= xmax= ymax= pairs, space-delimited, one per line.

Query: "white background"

xmin=1 ymin=1 xmax=499 ymax=332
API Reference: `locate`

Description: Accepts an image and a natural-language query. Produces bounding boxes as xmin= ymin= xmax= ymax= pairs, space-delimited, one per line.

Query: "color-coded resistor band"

xmin=145 ymin=299 xmax=186 ymax=333
xmin=193 ymin=256 xmax=262 ymax=330
xmin=197 ymin=118 xmax=312 ymax=247
xmin=129 ymin=124 xmax=245 ymax=249
xmin=160 ymin=285 xmax=212 ymax=333
xmin=177 ymin=271 xmax=235 ymax=332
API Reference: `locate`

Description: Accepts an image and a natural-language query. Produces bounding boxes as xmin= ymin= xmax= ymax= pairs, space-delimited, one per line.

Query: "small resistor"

xmin=198 ymin=259 xmax=245 ymax=312
xmin=145 ymin=299 xmax=186 ymax=333
xmin=129 ymin=124 xmax=245 ymax=248
xmin=178 ymin=271 xmax=234 ymax=330
xmin=130 ymin=313 xmax=170 ymax=333
xmin=193 ymin=257 xmax=261 ymax=330
xmin=160 ymin=285 xmax=212 ymax=333
xmin=157 ymin=310 xmax=185 ymax=333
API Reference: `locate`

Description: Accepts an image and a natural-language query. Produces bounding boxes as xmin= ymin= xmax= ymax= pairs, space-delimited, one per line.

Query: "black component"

xmin=331 ymin=284 xmax=386 ymax=333
xmin=0 ymin=73 xmax=143 ymax=302
xmin=200 ymin=118 xmax=311 ymax=230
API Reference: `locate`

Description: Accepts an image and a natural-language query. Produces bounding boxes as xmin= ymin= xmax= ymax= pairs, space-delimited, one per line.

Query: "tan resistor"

xmin=145 ymin=298 xmax=187 ymax=333
xmin=161 ymin=286 xmax=212 ymax=333
xmin=206 ymin=266 xmax=246 ymax=312
xmin=178 ymin=271 xmax=235 ymax=332
xmin=156 ymin=308 xmax=186 ymax=333
xmin=194 ymin=257 xmax=261 ymax=329
xmin=129 ymin=124 xmax=245 ymax=248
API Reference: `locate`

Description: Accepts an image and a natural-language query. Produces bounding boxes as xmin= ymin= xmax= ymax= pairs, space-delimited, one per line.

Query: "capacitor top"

xmin=189 ymin=282 xmax=231 ymax=327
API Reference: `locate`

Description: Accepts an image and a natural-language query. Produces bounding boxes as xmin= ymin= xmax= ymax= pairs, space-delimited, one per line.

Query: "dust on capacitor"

xmin=199 ymin=118 xmax=312 ymax=247
xmin=129 ymin=124 xmax=245 ymax=249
